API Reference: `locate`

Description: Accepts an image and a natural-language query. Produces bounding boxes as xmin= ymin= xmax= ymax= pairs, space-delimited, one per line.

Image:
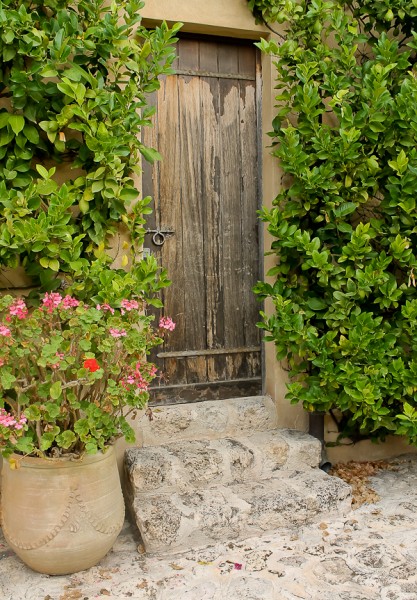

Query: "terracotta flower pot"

xmin=0 ymin=446 xmax=125 ymax=575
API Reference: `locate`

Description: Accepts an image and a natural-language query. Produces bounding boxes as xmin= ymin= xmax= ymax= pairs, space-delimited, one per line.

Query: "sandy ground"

xmin=2 ymin=455 xmax=417 ymax=600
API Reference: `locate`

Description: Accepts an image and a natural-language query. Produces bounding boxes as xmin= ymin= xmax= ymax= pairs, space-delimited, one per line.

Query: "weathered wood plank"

xmin=239 ymin=79 xmax=260 ymax=348
xmin=199 ymin=41 xmax=226 ymax=383
xmin=150 ymin=377 xmax=262 ymax=405
xmin=157 ymin=346 xmax=261 ymax=358
xmin=141 ymin=90 xmax=164 ymax=378
xmin=157 ymin=76 xmax=187 ymax=385
xmin=178 ymin=38 xmax=200 ymax=70
xmin=177 ymin=55 xmax=207 ymax=383
xmin=218 ymin=44 xmax=245 ymax=381
xmin=174 ymin=69 xmax=255 ymax=81
xmin=238 ymin=43 xmax=257 ymax=78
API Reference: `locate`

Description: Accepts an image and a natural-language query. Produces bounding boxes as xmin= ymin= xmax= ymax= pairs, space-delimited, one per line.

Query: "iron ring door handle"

xmin=152 ymin=231 xmax=166 ymax=246
xmin=147 ymin=228 xmax=175 ymax=247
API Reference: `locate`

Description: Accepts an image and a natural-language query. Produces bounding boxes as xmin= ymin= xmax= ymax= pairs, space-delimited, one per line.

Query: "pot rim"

xmin=4 ymin=445 xmax=115 ymax=470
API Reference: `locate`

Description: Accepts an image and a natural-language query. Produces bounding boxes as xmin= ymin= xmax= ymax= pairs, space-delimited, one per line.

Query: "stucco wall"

xmin=141 ymin=0 xmax=267 ymax=38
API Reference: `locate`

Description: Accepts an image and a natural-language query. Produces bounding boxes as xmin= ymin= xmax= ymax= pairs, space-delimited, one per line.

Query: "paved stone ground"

xmin=1 ymin=455 xmax=417 ymax=600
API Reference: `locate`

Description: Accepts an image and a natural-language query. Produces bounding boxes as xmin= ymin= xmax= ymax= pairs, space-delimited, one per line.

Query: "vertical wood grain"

xmin=157 ymin=76 xmax=187 ymax=385
xmin=218 ymin=43 xmax=245 ymax=380
xmin=178 ymin=40 xmax=207 ymax=383
xmin=200 ymin=41 xmax=226 ymax=382
xmin=145 ymin=37 xmax=262 ymax=402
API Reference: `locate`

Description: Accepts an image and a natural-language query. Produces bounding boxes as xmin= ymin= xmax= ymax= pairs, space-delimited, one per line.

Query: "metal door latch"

xmin=146 ymin=228 xmax=175 ymax=246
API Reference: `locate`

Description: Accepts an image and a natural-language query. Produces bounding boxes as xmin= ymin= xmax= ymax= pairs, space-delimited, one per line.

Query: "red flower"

xmin=83 ymin=358 xmax=100 ymax=372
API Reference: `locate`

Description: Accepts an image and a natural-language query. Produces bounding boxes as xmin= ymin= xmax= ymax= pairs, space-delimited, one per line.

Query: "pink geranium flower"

xmin=109 ymin=328 xmax=127 ymax=338
xmin=9 ymin=299 xmax=28 ymax=320
xmin=0 ymin=408 xmax=27 ymax=430
xmin=42 ymin=292 xmax=63 ymax=313
xmin=96 ymin=303 xmax=115 ymax=314
xmin=62 ymin=296 xmax=80 ymax=309
xmin=0 ymin=325 xmax=11 ymax=337
xmin=121 ymin=299 xmax=139 ymax=312
xmin=159 ymin=316 xmax=176 ymax=331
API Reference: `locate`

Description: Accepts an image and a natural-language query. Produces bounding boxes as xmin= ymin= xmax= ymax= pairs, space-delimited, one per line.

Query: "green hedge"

xmin=252 ymin=0 xmax=417 ymax=445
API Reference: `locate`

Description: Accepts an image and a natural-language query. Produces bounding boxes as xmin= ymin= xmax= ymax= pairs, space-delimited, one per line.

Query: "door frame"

xmin=140 ymin=0 xmax=310 ymax=430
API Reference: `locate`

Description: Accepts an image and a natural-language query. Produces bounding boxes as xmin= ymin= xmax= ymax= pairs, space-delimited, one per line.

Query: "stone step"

xmin=127 ymin=468 xmax=351 ymax=554
xmin=137 ymin=396 xmax=277 ymax=447
xmin=124 ymin=397 xmax=351 ymax=556
xmin=125 ymin=429 xmax=322 ymax=496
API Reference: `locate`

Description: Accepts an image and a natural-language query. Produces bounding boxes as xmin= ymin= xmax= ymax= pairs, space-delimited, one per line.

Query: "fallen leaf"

xmin=319 ymin=523 xmax=328 ymax=530
xmin=98 ymin=568 xmax=113 ymax=580
xmin=137 ymin=544 xmax=146 ymax=555
xmin=137 ymin=581 xmax=148 ymax=589
xmin=100 ymin=589 xmax=111 ymax=596
xmin=169 ymin=563 xmax=184 ymax=570
xmin=197 ymin=560 xmax=212 ymax=566
xmin=234 ymin=563 xmax=243 ymax=570
xmin=59 ymin=591 xmax=83 ymax=600
xmin=330 ymin=460 xmax=394 ymax=508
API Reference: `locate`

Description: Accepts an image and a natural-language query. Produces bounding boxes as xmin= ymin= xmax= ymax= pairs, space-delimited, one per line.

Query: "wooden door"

xmin=143 ymin=37 xmax=262 ymax=404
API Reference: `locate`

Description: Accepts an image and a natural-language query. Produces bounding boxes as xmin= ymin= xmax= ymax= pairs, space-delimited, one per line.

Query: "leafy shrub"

xmin=252 ymin=0 xmax=417 ymax=444
xmin=0 ymin=0 xmax=181 ymax=297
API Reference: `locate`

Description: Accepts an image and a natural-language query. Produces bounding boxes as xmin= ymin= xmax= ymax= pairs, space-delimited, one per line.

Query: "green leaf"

xmin=85 ymin=441 xmax=98 ymax=454
xmin=24 ymin=405 xmax=41 ymax=420
xmin=306 ymin=298 xmax=328 ymax=310
xmin=0 ymin=129 xmax=14 ymax=146
xmin=40 ymin=67 xmax=58 ymax=78
xmin=389 ymin=150 xmax=409 ymax=175
xmin=35 ymin=164 xmax=49 ymax=179
xmin=0 ymin=368 xmax=16 ymax=390
xmin=79 ymin=199 xmax=89 ymax=214
xmin=37 ymin=179 xmax=58 ymax=195
xmin=120 ymin=187 xmax=139 ymax=202
xmin=23 ymin=124 xmax=40 ymax=144
xmin=147 ymin=297 xmax=164 ymax=308
xmin=0 ymin=112 xmax=9 ymax=128
xmin=56 ymin=430 xmax=76 ymax=449
xmin=48 ymin=259 xmax=60 ymax=272
xmin=74 ymin=418 xmax=89 ymax=436
xmin=139 ymin=146 xmax=162 ymax=164
xmin=15 ymin=437 xmax=35 ymax=454
xmin=333 ymin=202 xmax=357 ymax=218
xmin=91 ymin=180 xmax=104 ymax=193
xmin=336 ymin=222 xmax=353 ymax=234
xmin=50 ymin=381 xmax=62 ymax=400
xmin=44 ymin=403 xmax=61 ymax=420
xmin=39 ymin=257 xmax=50 ymax=268
xmin=3 ymin=46 xmax=16 ymax=61
xmin=8 ymin=114 xmax=25 ymax=135
xmin=40 ymin=432 xmax=56 ymax=451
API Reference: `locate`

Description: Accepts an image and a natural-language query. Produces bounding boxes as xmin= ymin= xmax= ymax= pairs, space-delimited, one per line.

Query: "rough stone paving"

xmin=1 ymin=454 xmax=417 ymax=600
